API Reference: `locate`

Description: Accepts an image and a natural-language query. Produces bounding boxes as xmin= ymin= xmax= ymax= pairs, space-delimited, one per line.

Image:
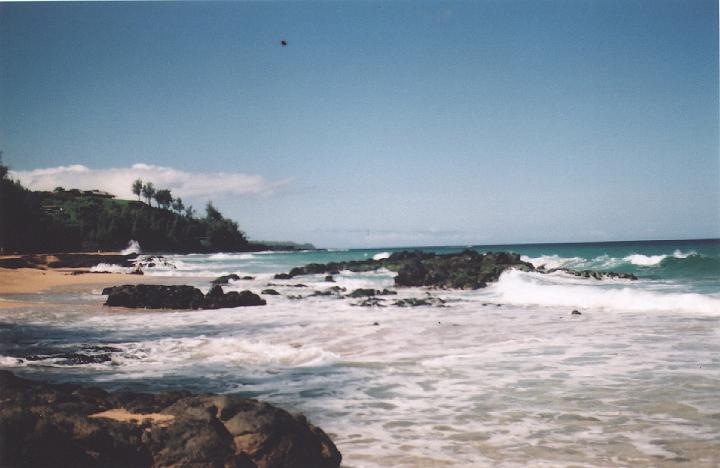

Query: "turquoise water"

xmin=2 ymin=238 xmax=719 ymax=466
xmin=158 ymin=238 xmax=719 ymax=292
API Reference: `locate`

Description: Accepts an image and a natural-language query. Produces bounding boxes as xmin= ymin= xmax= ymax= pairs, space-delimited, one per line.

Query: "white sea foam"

xmin=372 ymin=251 xmax=391 ymax=261
xmin=623 ymin=253 xmax=668 ymax=266
xmin=522 ymin=249 xmax=700 ymax=270
xmin=672 ymin=249 xmax=696 ymax=258
xmin=208 ymin=253 xmax=255 ymax=260
xmin=0 ymin=356 xmax=24 ymax=367
xmin=490 ymin=269 xmax=720 ymax=314
xmin=120 ymin=239 xmax=141 ymax=255
xmin=111 ymin=335 xmax=339 ymax=371
xmin=90 ymin=263 xmax=134 ymax=273
xmin=520 ymin=254 xmax=587 ymax=270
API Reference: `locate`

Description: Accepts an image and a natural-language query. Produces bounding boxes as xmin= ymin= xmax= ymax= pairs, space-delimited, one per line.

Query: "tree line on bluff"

xmin=0 ymin=163 xmax=251 ymax=253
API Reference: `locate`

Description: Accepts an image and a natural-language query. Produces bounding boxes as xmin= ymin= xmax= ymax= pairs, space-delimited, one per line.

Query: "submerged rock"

xmin=212 ymin=273 xmax=241 ymax=285
xmin=0 ymin=371 xmax=341 ymax=468
xmin=393 ymin=297 xmax=446 ymax=307
xmin=102 ymin=284 xmax=265 ymax=309
xmin=552 ymin=269 xmax=638 ymax=281
xmin=346 ymin=288 xmax=398 ymax=298
xmin=353 ymin=297 xmax=386 ymax=307
xmin=261 ymin=289 xmax=281 ymax=295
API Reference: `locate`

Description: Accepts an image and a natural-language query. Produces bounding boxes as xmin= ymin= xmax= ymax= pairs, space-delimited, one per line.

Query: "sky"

xmin=1 ymin=0 xmax=718 ymax=248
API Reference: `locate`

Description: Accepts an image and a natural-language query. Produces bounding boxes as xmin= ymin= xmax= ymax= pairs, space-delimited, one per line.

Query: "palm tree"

xmin=154 ymin=189 xmax=173 ymax=209
xmin=141 ymin=182 xmax=155 ymax=206
xmin=132 ymin=179 xmax=143 ymax=201
xmin=172 ymin=197 xmax=185 ymax=213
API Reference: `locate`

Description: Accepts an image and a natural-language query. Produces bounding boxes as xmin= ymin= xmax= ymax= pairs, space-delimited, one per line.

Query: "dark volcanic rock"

xmin=271 ymin=250 xmax=534 ymax=290
xmin=353 ymin=297 xmax=386 ymax=307
xmin=103 ymin=284 xmax=205 ymax=309
xmin=393 ymin=297 xmax=446 ymax=307
xmin=102 ymin=285 xmax=265 ymax=309
xmin=261 ymin=289 xmax=281 ymax=295
xmin=203 ymin=287 xmax=266 ymax=309
xmin=271 ymin=249 xmax=635 ymax=290
xmin=552 ymin=269 xmax=638 ymax=281
xmin=18 ymin=345 xmax=124 ymax=366
xmin=394 ymin=250 xmax=533 ymax=289
xmin=0 ymin=371 xmax=341 ymax=468
xmin=212 ymin=274 xmax=241 ymax=285
xmin=346 ymin=288 xmax=398 ymax=298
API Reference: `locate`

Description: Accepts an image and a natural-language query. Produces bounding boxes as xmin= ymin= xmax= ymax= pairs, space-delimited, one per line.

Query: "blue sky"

xmin=1 ymin=0 xmax=717 ymax=248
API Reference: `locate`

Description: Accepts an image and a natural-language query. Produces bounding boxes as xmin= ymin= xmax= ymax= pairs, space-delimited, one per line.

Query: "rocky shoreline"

xmin=0 ymin=371 xmax=341 ymax=468
xmin=273 ymin=249 xmax=637 ymax=289
xmin=86 ymin=249 xmax=639 ymax=310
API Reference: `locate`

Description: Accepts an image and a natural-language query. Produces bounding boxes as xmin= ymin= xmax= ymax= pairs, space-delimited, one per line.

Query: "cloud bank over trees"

xmin=9 ymin=164 xmax=286 ymax=200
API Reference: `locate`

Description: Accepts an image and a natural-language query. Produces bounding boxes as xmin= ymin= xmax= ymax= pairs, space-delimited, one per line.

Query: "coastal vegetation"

xmin=0 ymin=164 xmax=255 ymax=253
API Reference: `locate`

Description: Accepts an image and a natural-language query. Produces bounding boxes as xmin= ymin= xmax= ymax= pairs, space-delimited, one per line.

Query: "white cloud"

xmin=9 ymin=163 xmax=286 ymax=200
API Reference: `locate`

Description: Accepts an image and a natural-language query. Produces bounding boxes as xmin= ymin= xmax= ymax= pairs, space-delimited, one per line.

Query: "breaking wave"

xmin=520 ymin=250 xmax=715 ymax=278
xmin=490 ymin=269 xmax=720 ymax=315
xmin=120 ymin=240 xmax=141 ymax=255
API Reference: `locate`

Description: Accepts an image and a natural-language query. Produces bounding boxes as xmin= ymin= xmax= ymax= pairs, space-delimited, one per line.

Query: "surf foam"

xmin=491 ymin=269 xmax=720 ymax=314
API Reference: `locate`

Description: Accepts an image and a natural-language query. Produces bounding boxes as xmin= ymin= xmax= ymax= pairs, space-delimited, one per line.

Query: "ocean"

xmin=1 ymin=238 xmax=719 ymax=467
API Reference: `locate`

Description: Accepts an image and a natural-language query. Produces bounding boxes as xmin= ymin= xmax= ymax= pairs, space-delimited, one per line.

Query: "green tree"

xmin=141 ymin=182 xmax=155 ymax=206
xmin=184 ymin=205 xmax=195 ymax=219
xmin=132 ymin=179 xmax=143 ymax=201
xmin=154 ymin=189 xmax=173 ymax=209
xmin=172 ymin=197 xmax=185 ymax=213
xmin=205 ymin=201 xmax=223 ymax=222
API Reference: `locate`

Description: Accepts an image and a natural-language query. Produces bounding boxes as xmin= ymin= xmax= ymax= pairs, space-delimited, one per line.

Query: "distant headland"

xmin=0 ymin=164 xmax=314 ymax=254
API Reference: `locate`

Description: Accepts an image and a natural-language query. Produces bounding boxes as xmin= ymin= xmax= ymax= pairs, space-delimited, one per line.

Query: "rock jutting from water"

xmin=212 ymin=273 xmax=241 ymax=285
xmin=271 ymin=249 xmax=638 ymax=290
xmin=102 ymin=284 xmax=266 ymax=309
xmin=273 ymin=250 xmax=534 ymax=290
xmin=0 ymin=371 xmax=341 ymax=468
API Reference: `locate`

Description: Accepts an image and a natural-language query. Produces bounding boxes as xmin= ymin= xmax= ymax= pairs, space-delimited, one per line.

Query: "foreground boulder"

xmin=102 ymin=284 xmax=266 ymax=309
xmin=0 ymin=371 xmax=341 ymax=468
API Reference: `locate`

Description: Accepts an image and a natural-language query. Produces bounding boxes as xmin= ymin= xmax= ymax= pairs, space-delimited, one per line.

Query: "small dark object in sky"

xmin=281 ymin=40 xmax=287 ymax=46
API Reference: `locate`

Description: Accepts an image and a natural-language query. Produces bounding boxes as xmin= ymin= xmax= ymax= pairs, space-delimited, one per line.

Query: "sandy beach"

xmin=0 ymin=268 xmax=153 ymax=308
xmin=0 ymin=252 xmax=159 ymax=307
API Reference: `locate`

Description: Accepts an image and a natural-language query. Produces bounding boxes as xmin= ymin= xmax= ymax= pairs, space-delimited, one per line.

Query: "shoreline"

xmin=0 ymin=267 xmax=169 ymax=308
